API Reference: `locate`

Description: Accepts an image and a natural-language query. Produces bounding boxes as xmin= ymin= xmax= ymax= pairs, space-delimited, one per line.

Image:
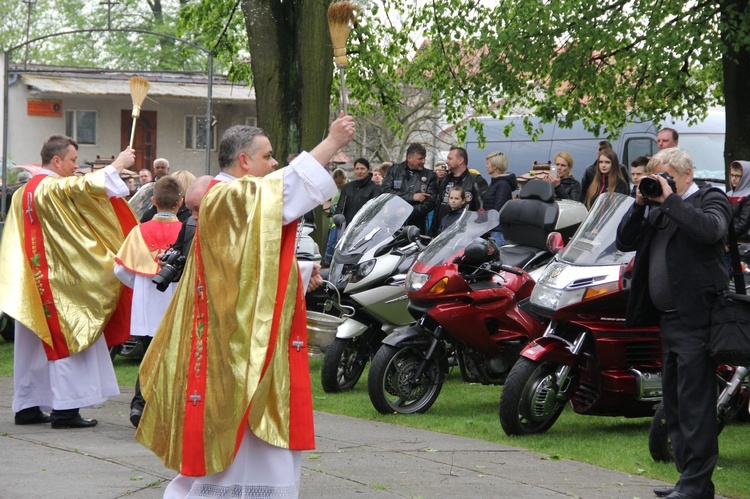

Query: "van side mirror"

xmin=546 ymin=232 xmax=564 ymax=254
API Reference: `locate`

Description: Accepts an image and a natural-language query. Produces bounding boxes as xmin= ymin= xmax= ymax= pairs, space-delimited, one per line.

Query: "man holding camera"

xmin=616 ymin=148 xmax=730 ymax=499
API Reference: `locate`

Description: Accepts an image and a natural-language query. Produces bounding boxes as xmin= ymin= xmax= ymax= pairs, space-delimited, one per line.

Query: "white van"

xmin=461 ymin=108 xmax=726 ymax=184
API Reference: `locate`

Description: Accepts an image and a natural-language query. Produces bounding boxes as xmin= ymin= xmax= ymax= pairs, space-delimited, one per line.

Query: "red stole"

xmin=21 ymin=174 xmax=137 ymax=360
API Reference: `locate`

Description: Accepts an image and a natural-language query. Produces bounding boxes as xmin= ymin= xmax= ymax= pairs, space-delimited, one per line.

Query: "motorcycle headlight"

xmin=350 ymin=259 xmax=376 ymax=283
xmin=530 ymin=283 xmax=585 ymax=311
xmin=406 ymin=270 xmax=430 ymax=293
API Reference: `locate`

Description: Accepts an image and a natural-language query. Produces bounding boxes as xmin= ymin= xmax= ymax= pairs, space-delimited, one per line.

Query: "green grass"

xmin=2 ymin=341 xmax=748 ymax=498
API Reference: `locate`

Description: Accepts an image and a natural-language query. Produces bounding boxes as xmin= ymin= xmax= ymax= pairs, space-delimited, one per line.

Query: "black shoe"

xmin=654 ymin=488 xmax=674 ymax=497
xmin=663 ymin=492 xmax=693 ymax=499
xmin=51 ymin=415 xmax=98 ymax=429
xmin=15 ymin=410 xmax=52 ymax=425
xmin=129 ymin=407 xmax=142 ymax=428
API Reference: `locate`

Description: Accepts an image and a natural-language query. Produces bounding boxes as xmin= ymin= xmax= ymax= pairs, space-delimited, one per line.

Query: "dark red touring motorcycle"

xmin=499 ymin=193 xmax=663 ymax=435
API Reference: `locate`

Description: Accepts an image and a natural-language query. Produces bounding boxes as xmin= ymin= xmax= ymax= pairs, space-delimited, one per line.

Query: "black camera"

xmin=152 ymin=248 xmax=187 ymax=292
xmin=639 ymin=171 xmax=677 ymax=198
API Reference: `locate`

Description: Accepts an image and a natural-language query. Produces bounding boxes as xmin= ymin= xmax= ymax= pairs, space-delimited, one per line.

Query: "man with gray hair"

xmin=152 ymin=158 xmax=170 ymax=180
xmin=136 ymin=113 xmax=355 ymax=498
xmin=617 ymin=148 xmax=729 ymax=499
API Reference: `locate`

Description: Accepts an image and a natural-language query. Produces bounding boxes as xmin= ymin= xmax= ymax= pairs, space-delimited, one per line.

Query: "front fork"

xmin=412 ymin=321 xmax=447 ymax=381
xmin=544 ymin=323 xmax=588 ymax=398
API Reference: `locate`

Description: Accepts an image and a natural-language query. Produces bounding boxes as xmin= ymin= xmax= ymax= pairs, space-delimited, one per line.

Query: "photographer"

xmin=616 ymin=148 xmax=730 ymax=499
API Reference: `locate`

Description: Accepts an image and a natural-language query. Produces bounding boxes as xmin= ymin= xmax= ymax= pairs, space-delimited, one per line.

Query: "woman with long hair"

xmin=584 ymin=149 xmax=629 ymax=209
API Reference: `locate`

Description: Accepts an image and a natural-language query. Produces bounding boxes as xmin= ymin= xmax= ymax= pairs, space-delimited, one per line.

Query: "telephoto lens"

xmin=638 ymin=176 xmax=662 ymax=198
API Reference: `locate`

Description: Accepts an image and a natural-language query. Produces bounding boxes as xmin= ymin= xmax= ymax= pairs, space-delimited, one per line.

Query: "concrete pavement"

xmin=0 ymin=375 xmax=676 ymax=498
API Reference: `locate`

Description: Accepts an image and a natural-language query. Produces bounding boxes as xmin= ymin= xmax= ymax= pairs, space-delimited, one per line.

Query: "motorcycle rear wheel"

xmin=499 ymin=358 xmax=567 ymax=436
xmin=321 ymin=337 xmax=369 ymax=393
xmin=367 ymin=344 xmax=447 ymax=415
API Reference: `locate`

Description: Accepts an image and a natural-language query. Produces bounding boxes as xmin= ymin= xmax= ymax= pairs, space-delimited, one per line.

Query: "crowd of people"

xmin=0 ymin=115 xmax=740 ymax=499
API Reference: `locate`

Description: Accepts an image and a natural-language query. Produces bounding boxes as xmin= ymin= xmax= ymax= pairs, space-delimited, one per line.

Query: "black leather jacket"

xmin=382 ymin=161 xmax=439 ymax=231
xmin=335 ymin=175 xmax=382 ymax=224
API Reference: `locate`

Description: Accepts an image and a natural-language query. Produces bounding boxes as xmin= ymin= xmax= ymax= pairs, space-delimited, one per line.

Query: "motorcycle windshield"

xmin=417 ymin=209 xmax=500 ymax=266
xmin=128 ymin=182 xmax=154 ymax=220
xmin=335 ymin=194 xmax=413 ymax=256
xmin=558 ymin=192 xmax=635 ymax=265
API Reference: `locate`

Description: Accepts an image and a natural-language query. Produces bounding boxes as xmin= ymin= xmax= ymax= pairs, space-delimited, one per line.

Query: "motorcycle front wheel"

xmin=648 ymin=388 xmax=743 ymax=462
xmin=367 ymin=344 xmax=447 ymax=415
xmin=499 ymin=358 xmax=568 ymax=436
xmin=321 ymin=337 xmax=369 ymax=393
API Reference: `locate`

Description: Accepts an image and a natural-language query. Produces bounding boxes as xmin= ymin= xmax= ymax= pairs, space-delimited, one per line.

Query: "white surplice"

xmin=162 ymin=151 xmax=336 ymax=498
xmin=12 ymin=165 xmax=128 ymax=413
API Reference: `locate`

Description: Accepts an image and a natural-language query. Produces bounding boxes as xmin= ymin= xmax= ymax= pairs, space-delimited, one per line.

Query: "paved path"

xmin=0 ymin=376 xmax=675 ymax=498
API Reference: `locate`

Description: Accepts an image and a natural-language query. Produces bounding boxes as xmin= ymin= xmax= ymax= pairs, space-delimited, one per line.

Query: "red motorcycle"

xmin=499 ymin=193 xmax=663 ymax=435
xmin=367 ymin=208 xmax=546 ymax=414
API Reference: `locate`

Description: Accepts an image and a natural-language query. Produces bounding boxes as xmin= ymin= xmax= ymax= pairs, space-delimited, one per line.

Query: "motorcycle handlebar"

xmin=496 ymin=263 xmax=524 ymax=276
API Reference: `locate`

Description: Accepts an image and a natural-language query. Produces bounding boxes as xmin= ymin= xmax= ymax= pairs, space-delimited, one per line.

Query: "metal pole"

xmin=205 ymin=53 xmax=213 ymax=175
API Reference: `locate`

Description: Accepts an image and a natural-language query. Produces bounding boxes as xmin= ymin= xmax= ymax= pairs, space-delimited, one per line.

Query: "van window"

xmin=680 ymin=133 xmax=725 ymax=180
xmin=622 ymin=138 xmax=656 ymax=168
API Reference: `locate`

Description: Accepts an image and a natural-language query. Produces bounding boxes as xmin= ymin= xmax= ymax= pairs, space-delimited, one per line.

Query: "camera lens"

xmin=639 ymin=177 xmax=662 ymax=198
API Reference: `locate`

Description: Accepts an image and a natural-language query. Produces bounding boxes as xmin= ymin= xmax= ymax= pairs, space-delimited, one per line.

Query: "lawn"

xmin=1 ymin=341 xmax=748 ymax=498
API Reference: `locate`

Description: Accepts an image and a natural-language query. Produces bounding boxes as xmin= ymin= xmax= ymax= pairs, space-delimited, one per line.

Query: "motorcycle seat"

xmin=499 ymin=180 xmax=559 ymax=250
xmin=498 ymin=244 xmax=545 ymax=269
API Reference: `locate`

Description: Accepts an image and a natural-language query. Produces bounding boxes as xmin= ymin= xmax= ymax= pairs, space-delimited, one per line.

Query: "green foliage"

xmin=0 ymin=0 xmax=208 ymax=71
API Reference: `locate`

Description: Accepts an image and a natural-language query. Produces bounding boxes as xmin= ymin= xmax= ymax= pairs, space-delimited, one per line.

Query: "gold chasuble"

xmin=136 ymin=171 xmax=315 ymax=477
xmin=0 ymin=171 xmax=137 ymax=359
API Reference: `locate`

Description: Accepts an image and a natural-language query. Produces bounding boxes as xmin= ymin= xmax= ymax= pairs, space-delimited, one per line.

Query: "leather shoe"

xmin=15 ymin=412 xmax=52 ymax=425
xmin=51 ymin=415 xmax=98 ymax=429
xmin=129 ymin=407 xmax=142 ymax=428
xmin=654 ymin=488 xmax=674 ymax=497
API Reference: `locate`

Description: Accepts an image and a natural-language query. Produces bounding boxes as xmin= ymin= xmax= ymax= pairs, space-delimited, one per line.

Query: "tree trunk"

xmin=242 ymin=0 xmax=333 ymax=165
xmin=722 ymin=1 xmax=750 ymax=181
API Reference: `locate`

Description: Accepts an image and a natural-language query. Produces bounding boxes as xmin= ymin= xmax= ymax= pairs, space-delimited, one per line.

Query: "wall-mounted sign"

xmin=27 ymin=99 xmax=63 ymax=117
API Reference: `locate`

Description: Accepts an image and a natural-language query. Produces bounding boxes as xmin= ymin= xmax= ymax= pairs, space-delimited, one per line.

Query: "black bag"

xmin=710 ymin=221 xmax=750 ymax=364
xmin=709 ymin=292 xmax=750 ymax=365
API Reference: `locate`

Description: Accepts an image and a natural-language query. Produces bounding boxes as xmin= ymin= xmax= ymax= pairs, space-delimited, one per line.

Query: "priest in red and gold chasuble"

xmin=0 ymin=169 xmax=137 ymax=360
xmin=136 ymin=171 xmax=314 ymax=476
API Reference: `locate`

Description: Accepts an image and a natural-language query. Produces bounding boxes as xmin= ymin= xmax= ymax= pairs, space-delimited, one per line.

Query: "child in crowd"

xmin=629 ymin=156 xmax=649 ymax=197
xmin=113 ymin=176 xmax=185 ymax=428
xmin=438 ymin=186 xmax=466 ymax=234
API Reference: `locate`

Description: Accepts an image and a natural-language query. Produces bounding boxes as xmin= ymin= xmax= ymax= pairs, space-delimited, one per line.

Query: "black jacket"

xmin=382 ymin=161 xmax=439 ymax=231
xmin=335 ymin=174 xmax=381 ymax=224
xmin=584 ymin=175 xmax=629 ymax=209
xmin=438 ymin=207 xmax=465 ymax=234
xmin=483 ymin=174 xmax=517 ymax=232
xmin=432 ymin=169 xmax=489 ymax=236
xmin=555 ymin=176 xmax=582 ymax=201
xmin=616 ymin=185 xmax=730 ymax=328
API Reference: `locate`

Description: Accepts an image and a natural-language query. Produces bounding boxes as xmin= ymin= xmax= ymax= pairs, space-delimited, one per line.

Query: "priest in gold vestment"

xmin=136 ymin=113 xmax=355 ymax=498
xmin=0 ymin=135 xmax=137 ymax=428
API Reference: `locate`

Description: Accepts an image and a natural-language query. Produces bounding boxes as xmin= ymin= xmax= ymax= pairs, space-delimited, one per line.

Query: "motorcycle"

xmin=648 ymin=364 xmax=750 ymax=462
xmin=499 ymin=192 xmax=663 ymax=435
xmin=367 ymin=207 xmax=546 ymax=415
xmin=316 ymin=194 xmax=426 ymax=393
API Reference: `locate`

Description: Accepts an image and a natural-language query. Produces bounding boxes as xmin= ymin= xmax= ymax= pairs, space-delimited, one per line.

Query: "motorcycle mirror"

xmin=403 ymin=225 xmax=421 ymax=242
xmin=333 ymin=214 xmax=346 ymax=229
xmin=546 ymin=232 xmax=564 ymax=254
